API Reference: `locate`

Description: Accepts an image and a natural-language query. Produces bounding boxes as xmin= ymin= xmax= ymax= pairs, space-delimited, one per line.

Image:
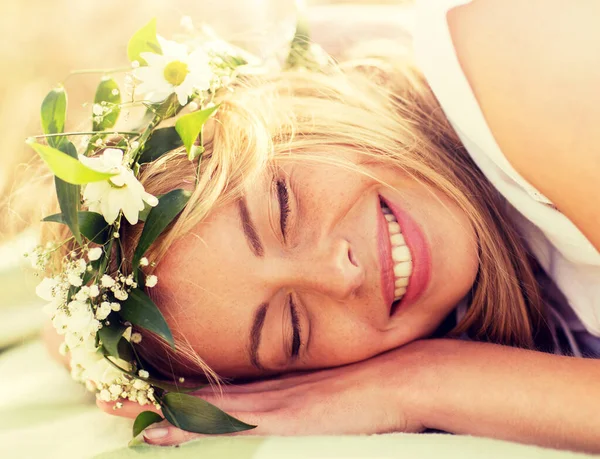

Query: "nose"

xmin=288 ymin=238 xmax=365 ymax=301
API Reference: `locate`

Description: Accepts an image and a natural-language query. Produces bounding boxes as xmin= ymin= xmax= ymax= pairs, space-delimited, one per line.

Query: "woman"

xmin=35 ymin=0 xmax=600 ymax=453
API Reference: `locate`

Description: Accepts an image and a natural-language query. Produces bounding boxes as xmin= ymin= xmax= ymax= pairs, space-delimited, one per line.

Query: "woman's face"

xmin=155 ymin=150 xmax=479 ymax=378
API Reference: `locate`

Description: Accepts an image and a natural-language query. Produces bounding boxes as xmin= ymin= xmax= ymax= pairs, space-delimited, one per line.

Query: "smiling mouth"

xmin=380 ymin=200 xmax=413 ymax=312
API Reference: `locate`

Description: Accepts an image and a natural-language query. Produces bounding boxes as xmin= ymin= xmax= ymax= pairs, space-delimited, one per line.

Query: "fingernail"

xmin=144 ymin=427 xmax=169 ymax=440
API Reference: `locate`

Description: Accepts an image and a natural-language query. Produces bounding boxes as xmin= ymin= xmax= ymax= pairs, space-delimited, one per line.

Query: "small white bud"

xmin=109 ymin=384 xmax=122 ymax=396
xmin=138 ymin=369 xmax=149 ymax=379
xmin=130 ymin=141 xmax=140 ymax=150
xmin=111 ymin=88 xmax=120 ymax=96
xmin=89 ymin=285 xmax=100 ymax=298
xmin=67 ymin=273 xmax=83 ymax=287
xmin=101 ymin=275 xmax=115 ymax=288
xmin=145 ymin=275 xmax=158 ymax=288
xmin=87 ymin=247 xmax=103 ymax=261
xmin=131 ymin=332 xmax=142 ymax=344
xmin=113 ymin=289 xmax=128 ymax=301
xmin=188 ymin=101 xmax=199 ymax=112
xmin=139 ymin=257 xmax=149 ymax=267
xmin=92 ymin=104 xmax=104 ymax=116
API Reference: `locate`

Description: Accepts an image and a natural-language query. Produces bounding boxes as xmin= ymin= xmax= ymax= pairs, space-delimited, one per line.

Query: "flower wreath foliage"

xmin=27 ymin=14 xmax=318 ymax=442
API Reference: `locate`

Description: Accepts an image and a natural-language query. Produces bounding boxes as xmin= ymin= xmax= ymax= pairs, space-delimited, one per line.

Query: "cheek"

xmin=302 ymin=312 xmax=386 ymax=369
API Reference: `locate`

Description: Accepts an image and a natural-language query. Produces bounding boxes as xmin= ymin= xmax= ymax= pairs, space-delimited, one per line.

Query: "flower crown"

xmin=28 ymin=15 xmax=316 ymax=442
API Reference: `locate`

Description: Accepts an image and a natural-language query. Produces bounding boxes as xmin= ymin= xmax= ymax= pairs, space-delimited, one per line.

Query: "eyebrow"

xmin=238 ymin=197 xmax=264 ymax=257
xmin=249 ymin=302 xmax=268 ymax=370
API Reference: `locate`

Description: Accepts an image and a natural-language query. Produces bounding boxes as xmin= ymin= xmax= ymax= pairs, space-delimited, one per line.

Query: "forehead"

xmin=153 ymin=200 xmax=256 ymax=377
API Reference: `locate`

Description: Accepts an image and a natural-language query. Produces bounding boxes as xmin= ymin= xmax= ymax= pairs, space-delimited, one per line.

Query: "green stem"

xmin=30 ymin=131 xmax=140 ymax=139
xmin=63 ymin=67 xmax=131 ymax=83
xmin=131 ymin=114 xmax=163 ymax=164
xmin=48 ymin=235 xmax=76 ymax=254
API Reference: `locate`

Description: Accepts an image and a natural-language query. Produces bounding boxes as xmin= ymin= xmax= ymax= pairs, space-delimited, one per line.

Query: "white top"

xmin=413 ymin=0 xmax=600 ymax=353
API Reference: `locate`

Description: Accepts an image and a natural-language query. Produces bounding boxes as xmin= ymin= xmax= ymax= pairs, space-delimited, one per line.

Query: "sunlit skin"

xmin=154 ymin=149 xmax=479 ymax=379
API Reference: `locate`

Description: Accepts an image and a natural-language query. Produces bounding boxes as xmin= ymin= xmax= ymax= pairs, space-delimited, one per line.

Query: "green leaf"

xmin=119 ymin=289 xmax=174 ymax=349
xmin=161 ymin=393 xmax=256 ymax=434
xmin=132 ymin=189 xmax=191 ymax=269
xmin=54 ymin=141 xmax=82 ymax=244
xmin=117 ymin=337 xmax=134 ymax=361
xmin=127 ymin=18 xmax=162 ymax=66
xmin=138 ymin=127 xmax=183 ymax=164
xmin=43 ymin=211 xmax=110 ymax=244
xmin=41 ymin=87 xmax=67 ymax=148
xmin=28 ymin=141 xmax=117 ymax=185
xmin=93 ymin=77 xmax=122 ymax=131
xmin=98 ymin=322 xmax=128 ymax=358
xmin=175 ymin=105 xmax=219 ymax=160
xmin=133 ymin=411 xmax=164 ymax=438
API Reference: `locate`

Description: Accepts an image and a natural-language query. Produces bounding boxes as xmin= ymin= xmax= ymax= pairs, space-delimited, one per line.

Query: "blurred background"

xmin=0 ymin=0 xmax=410 ymax=346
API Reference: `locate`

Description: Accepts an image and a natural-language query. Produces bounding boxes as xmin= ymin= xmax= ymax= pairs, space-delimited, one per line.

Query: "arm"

xmin=416 ymin=339 xmax=600 ymax=453
xmin=448 ymin=0 xmax=600 ymax=251
xmin=99 ymin=339 xmax=600 ymax=453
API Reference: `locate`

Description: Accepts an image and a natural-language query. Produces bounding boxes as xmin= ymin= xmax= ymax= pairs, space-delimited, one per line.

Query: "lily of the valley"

xmin=79 ymin=148 xmax=158 ymax=225
xmin=134 ymin=36 xmax=213 ymax=106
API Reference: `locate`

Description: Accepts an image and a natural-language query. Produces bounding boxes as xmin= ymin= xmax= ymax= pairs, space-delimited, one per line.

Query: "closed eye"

xmin=289 ymin=294 xmax=301 ymax=358
xmin=276 ymin=179 xmax=290 ymax=239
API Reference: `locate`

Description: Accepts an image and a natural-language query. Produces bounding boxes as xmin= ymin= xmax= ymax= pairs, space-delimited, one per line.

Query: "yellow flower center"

xmin=163 ymin=61 xmax=189 ymax=86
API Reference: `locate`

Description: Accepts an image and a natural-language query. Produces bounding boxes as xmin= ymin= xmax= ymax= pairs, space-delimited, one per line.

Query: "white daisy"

xmin=133 ymin=36 xmax=213 ymax=106
xmin=79 ymin=148 xmax=158 ymax=225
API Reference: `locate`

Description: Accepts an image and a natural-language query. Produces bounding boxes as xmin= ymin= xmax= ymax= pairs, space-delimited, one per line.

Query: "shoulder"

xmin=446 ymin=0 xmax=600 ymax=251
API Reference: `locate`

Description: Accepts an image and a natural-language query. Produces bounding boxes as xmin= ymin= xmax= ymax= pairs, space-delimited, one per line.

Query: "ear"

xmin=96 ymin=398 xmax=163 ymax=420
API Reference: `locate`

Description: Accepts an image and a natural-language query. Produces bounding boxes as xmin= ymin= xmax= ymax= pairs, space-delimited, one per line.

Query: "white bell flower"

xmin=80 ymin=148 xmax=158 ymax=225
xmin=133 ymin=36 xmax=213 ymax=106
xmin=70 ymin=347 xmax=131 ymax=387
xmin=36 ymin=277 xmax=59 ymax=302
xmin=66 ymin=300 xmax=101 ymax=339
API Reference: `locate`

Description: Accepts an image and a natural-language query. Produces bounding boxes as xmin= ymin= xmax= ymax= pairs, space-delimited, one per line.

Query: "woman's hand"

xmin=98 ymin=342 xmax=430 ymax=446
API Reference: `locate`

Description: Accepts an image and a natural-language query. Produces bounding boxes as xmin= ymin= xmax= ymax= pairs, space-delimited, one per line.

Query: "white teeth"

xmin=394 ymin=287 xmax=407 ymax=298
xmin=395 ymin=277 xmax=409 ymax=288
xmin=390 ymin=233 xmax=405 ymax=246
xmin=392 ymin=245 xmax=411 ymax=263
xmin=393 ymin=260 xmax=413 ymax=278
xmin=381 ymin=201 xmax=413 ymax=304
xmin=388 ymin=222 xmax=400 ymax=234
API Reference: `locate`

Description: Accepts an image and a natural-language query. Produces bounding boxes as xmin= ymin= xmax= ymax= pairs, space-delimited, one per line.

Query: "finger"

xmin=143 ymin=426 xmax=203 ymax=446
xmin=142 ymin=412 xmax=278 ymax=446
xmin=96 ymin=398 xmax=162 ymax=419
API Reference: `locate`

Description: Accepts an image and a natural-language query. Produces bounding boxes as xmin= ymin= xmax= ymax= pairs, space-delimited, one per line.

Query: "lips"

xmin=379 ymin=196 xmax=432 ymax=315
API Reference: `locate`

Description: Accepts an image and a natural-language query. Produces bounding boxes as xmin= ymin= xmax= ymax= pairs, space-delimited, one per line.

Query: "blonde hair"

xmin=4 ymin=52 xmax=552 ymax=382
